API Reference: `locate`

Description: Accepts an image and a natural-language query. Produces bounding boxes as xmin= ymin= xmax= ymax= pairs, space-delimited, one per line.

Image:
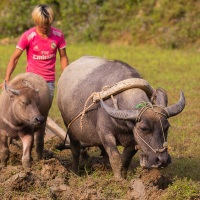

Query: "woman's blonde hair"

xmin=32 ymin=4 xmax=54 ymax=26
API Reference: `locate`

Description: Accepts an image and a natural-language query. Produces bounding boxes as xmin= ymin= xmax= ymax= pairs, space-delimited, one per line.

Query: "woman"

xmin=1 ymin=4 xmax=69 ymax=99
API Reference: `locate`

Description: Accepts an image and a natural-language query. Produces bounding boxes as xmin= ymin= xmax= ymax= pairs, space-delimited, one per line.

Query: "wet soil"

xmin=0 ymin=136 xmax=172 ymax=200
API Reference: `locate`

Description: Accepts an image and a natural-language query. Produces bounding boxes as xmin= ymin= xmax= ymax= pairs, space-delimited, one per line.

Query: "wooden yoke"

xmin=92 ymin=78 xmax=154 ymax=102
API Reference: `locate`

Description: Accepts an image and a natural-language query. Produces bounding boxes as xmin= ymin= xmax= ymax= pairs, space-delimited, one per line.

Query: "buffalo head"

xmin=100 ymin=89 xmax=185 ymax=169
xmin=4 ymin=80 xmax=45 ymax=128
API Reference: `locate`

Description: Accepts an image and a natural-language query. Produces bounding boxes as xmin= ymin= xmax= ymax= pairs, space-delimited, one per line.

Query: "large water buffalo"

xmin=0 ymin=72 xmax=51 ymax=168
xmin=57 ymin=56 xmax=185 ymax=180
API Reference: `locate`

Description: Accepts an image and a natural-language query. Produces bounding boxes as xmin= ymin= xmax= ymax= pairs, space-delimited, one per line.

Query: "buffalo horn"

xmin=166 ymin=90 xmax=185 ymax=117
xmin=100 ymin=99 xmax=138 ymax=120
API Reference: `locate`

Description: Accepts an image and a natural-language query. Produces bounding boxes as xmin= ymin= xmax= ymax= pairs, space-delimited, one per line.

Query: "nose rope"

xmin=134 ymin=128 xmax=158 ymax=154
xmin=157 ymin=113 xmax=167 ymax=145
xmin=135 ymin=103 xmax=169 ymax=153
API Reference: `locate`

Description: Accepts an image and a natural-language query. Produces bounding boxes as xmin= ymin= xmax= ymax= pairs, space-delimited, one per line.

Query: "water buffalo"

xmin=57 ymin=56 xmax=185 ymax=180
xmin=0 ymin=72 xmax=51 ymax=168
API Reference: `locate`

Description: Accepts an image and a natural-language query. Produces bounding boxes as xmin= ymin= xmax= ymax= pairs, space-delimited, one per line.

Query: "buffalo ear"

xmin=4 ymin=80 xmax=20 ymax=98
xmin=151 ymin=88 xmax=168 ymax=106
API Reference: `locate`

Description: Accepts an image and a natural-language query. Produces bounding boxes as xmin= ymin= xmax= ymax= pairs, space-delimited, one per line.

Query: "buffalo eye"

xmin=139 ymin=125 xmax=152 ymax=133
xmin=21 ymin=100 xmax=30 ymax=106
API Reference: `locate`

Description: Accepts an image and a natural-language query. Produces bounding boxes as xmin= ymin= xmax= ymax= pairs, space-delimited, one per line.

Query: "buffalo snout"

xmin=33 ymin=116 xmax=45 ymax=126
xmin=140 ymin=152 xmax=171 ymax=169
xmin=157 ymin=153 xmax=171 ymax=168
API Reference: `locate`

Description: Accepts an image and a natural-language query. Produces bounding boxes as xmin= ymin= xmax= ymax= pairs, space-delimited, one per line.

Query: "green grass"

xmin=162 ymin=178 xmax=200 ymax=200
xmin=0 ymin=42 xmax=200 ymax=199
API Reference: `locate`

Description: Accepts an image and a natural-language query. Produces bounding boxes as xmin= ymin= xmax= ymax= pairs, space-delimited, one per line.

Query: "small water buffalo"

xmin=57 ymin=56 xmax=185 ymax=180
xmin=0 ymin=72 xmax=51 ymax=168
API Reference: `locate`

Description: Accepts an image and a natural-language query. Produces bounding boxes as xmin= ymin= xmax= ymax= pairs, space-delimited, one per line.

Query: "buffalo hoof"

xmin=113 ymin=175 xmax=124 ymax=182
xmin=22 ymin=159 xmax=31 ymax=169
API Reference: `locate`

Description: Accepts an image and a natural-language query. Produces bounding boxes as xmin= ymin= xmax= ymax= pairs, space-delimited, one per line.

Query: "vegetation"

xmin=163 ymin=178 xmax=200 ymax=200
xmin=0 ymin=43 xmax=199 ymax=199
xmin=0 ymin=1 xmax=199 ymax=199
xmin=0 ymin=0 xmax=200 ymax=48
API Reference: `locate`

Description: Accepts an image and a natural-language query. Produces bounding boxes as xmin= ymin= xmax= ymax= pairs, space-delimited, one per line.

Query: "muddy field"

xmin=0 ymin=134 xmax=172 ymax=200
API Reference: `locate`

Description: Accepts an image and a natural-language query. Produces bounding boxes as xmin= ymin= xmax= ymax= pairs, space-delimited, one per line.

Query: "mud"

xmin=0 ymin=136 xmax=172 ymax=200
xmin=127 ymin=168 xmax=172 ymax=200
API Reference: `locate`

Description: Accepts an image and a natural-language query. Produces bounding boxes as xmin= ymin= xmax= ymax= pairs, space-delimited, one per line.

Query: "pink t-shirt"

xmin=17 ymin=27 xmax=66 ymax=82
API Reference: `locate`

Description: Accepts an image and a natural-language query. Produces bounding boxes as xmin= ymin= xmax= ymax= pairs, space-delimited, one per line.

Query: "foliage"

xmin=0 ymin=0 xmax=200 ymax=48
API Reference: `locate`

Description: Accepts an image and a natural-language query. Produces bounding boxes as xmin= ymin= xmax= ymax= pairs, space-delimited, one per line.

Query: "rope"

xmin=80 ymin=92 xmax=99 ymax=130
xmin=135 ymin=103 xmax=169 ymax=153
xmin=63 ymin=89 xmax=120 ymax=145
xmin=152 ymin=105 xmax=169 ymax=117
xmin=134 ymin=127 xmax=158 ymax=154
xmin=63 ymin=102 xmax=95 ymax=145
xmin=63 ymin=93 xmax=98 ymax=145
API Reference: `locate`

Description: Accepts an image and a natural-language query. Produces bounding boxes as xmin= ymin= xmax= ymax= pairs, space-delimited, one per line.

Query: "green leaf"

xmin=135 ymin=101 xmax=147 ymax=109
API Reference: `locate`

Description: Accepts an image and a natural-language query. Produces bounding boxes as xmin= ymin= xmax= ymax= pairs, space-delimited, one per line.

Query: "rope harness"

xmin=63 ymin=92 xmax=97 ymax=145
xmin=63 ymin=78 xmax=154 ymax=144
xmin=63 ymin=94 xmax=170 ymax=154
xmin=63 ymin=88 xmax=117 ymax=145
xmin=65 ymin=86 xmax=111 ymax=136
xmin=134 ymin=102 xmax=169 ymax=154
xmin=62 ymin=79 xmax=166 ymax=149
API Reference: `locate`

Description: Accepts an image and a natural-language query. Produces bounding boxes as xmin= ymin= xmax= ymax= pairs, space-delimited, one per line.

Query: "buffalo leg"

xmin=102 ymin=136 xmax=122 ymax=180
xmin=97 ymin=111 xmax=123 ymax=180
xmin=64 ymin=120 xmax=81 ymax=174
xmin=0 ymin=132 xmax=9 ymax=167
xmin=98 ymin=131 xmax=123 ymax=180
xmin=19 ymin=133 xmax=34 ymax=168
xmin=99 ymin=146 xmax=110 ymax=167
xmin=69 ymin=133 xmax=81 ymax=174
xmin=121 ymin=146 xmax=137 ymax=178
xmin=35 ymin=124 xmax=45 ymax=160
